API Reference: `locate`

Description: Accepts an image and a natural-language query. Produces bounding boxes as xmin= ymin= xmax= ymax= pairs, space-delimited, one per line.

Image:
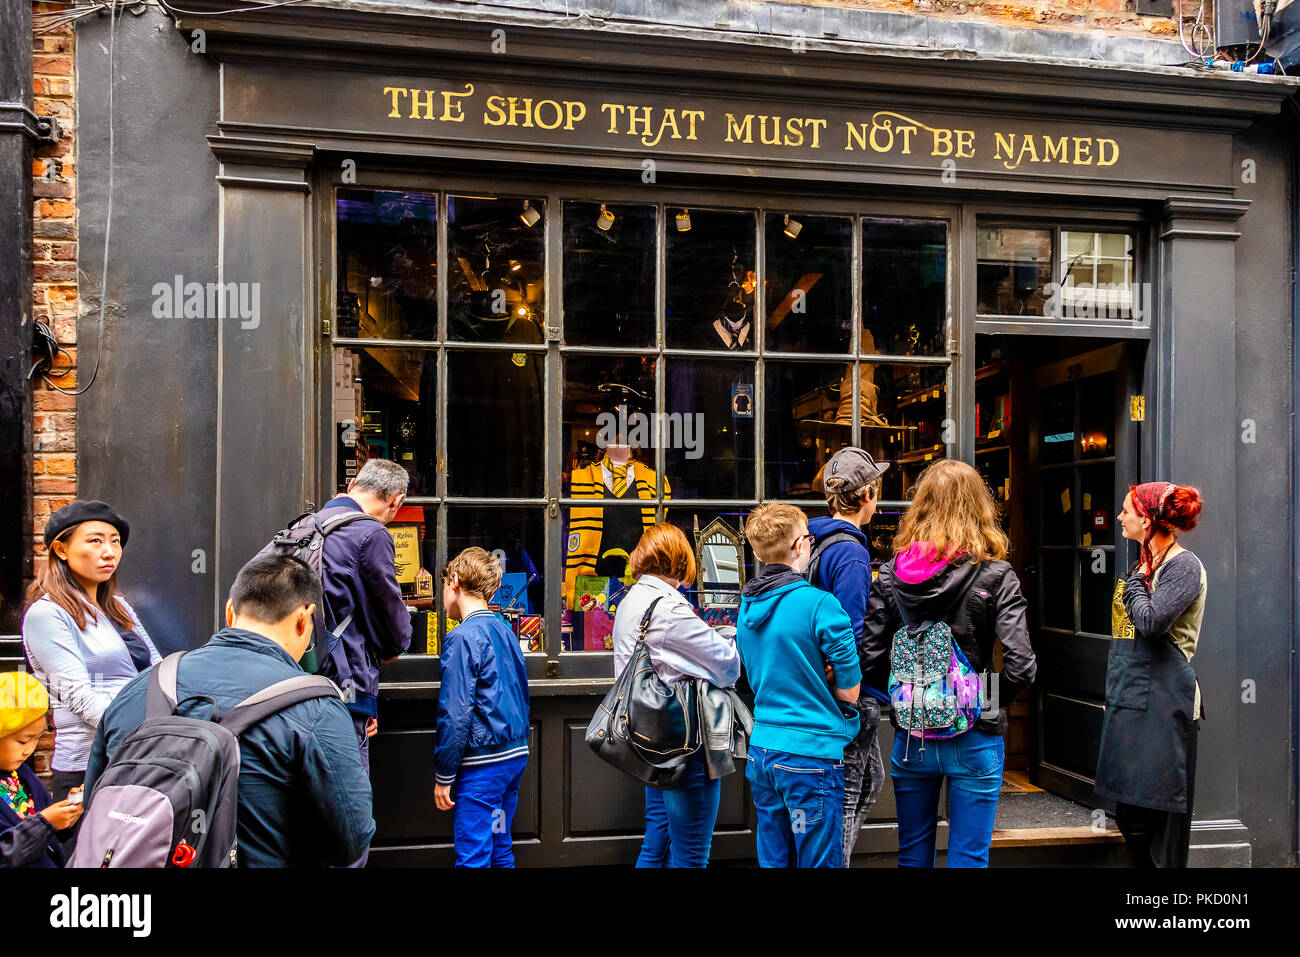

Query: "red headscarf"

xmin=1129 ymin=481 xmax=1177 ymax=582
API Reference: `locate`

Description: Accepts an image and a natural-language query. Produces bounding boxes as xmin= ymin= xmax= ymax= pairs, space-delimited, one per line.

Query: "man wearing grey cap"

xmin=808 ymin=446 xmax=890 ymax=867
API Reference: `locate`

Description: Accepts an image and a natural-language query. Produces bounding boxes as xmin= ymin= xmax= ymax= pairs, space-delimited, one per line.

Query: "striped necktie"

xmin=605 ymin=457 xmax=628 ymax=497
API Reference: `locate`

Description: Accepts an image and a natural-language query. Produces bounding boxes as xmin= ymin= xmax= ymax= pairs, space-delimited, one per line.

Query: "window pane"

xmin=562 ymin=353 xmax=659 ymax=487
xmin=1039 ymin=382 xmax=1075 ymax=466
xmin=665 ymin=358 xmax=756 ymax=499
xmin=862 ymin=219 xmax=948 ymax=357
xmin=336 ymin=189 xmax=438 ymax=341
xmin=765 ymin=361 xmax=856 ymax=500
xmin=332 ymin=346 xmax=436 ymax=497
xmin=448 ymin=195 xmax=545 ymax=343
xmin=562 ymin=201 xmax=655 ymax=347
xmin=869 ymin=362 xmax=948 ymax=502
xmin=666 ymin=207 xmax=757 ymax=351
xmin=1041 ymin=549 xmax=1075 ymax=631
xmin=390 ymin=503 xmax=437 ymax=654
xmin=1079 ymin=463 xmax=1115 ymax=548
xmin=764 ymin=214 xmax=851 ymax=354
xmin=1062 ymin=231 xmax=1136 ymax=321
xmin=446 ymin=350 xmax=543 ymax=497
xmin=445 ymin=507 xmax=546 ymax=655
xmin=1080 ymin=547 xmax=1114 ymax=636
xmin=669 ymin=508 xmax=753 ymax=628
xmin=1041 ymin=469 xmax=1074 ymax=547
xmin=976 ymin=226 xmax=1052 ymax=317
xmin=561 ymin=503 xmax=656 ymax=648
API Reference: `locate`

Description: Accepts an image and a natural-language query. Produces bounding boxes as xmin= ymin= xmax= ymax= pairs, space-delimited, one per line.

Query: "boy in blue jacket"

xmin=434 ymin=548 xmax=531 ymax=867
xmin=738 ymin=503 xmax=861 ymax=868
xmin=807 ymin=446 xmax=889 ymax=866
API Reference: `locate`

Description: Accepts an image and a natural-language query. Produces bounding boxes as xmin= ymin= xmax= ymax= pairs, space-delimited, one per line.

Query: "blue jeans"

xmin=637 ymin=753 xmax=721 ymax=868
xmin=451 ymin=753 xmax=528 ymax=868
xmin=745 ymin=745 xmax=846 ymax=868
xmin=890 ymin=727 xmax=1004 ymax=868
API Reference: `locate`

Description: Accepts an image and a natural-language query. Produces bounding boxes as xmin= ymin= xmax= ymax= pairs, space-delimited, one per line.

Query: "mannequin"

xmin=564 ymin=413 xmax=670 ymax=609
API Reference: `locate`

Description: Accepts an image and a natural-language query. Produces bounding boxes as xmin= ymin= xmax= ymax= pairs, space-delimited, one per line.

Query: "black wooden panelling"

xmin=371 ymin=723 xmax=539 ymax=846
xmin=1042 ymin=693 xmax=1105 ymax=778
xmin=1033 ymin=634 xmax=1110 ymax=699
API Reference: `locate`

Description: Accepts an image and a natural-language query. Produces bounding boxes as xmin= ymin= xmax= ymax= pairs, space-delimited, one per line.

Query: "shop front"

xmin=71 ymin=2 xmax=1298 ymax=865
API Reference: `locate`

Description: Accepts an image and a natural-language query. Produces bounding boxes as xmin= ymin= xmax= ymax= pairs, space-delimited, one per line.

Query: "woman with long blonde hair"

xmin=861 ymin=459 xmax=1036 ymax=867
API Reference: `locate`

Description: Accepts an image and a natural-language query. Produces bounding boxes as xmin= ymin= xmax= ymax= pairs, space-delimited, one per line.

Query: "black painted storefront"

xmin=63 ymin=2 xmax=1300 ymax=865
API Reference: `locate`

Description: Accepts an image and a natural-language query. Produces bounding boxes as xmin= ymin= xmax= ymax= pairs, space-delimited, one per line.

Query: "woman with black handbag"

xmin=610 ymin=523 xmax=740 ymax=868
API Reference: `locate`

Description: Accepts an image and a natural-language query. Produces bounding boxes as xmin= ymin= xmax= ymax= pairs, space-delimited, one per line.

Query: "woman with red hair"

xmin=1095 ymin=482 xmax=1206 ymax=867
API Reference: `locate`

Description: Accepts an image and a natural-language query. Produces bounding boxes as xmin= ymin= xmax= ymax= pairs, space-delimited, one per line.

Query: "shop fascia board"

xmin=209 ymin=120 xmax=1240 ymax=206
xmin=168 ymin=1 xmax=1297 ymax=130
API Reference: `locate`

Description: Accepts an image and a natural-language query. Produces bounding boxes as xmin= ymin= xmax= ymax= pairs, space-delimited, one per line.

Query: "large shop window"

xmin=332 ymin=189 xmax=951 ymax=663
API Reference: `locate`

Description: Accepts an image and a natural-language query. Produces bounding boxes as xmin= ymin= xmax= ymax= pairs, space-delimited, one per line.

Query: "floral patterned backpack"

xmin=888 ymin=598 xmax=985 ymax=761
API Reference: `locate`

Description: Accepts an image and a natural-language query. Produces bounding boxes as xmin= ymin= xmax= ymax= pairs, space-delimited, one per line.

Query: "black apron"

xmin=1094 ymin=583 xmax=1198 ymax=813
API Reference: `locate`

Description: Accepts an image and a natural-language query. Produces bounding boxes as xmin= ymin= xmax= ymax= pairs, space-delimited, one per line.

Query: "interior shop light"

xmin=520 ymin=200 xmax=541 ymax=227
xmin=675 ymin=208 xmax=692 ymax=232
xmin=597 ymin=204 xmax=616 ymax=231
xmin=783 ymin=214 xmax=803 ymax=239
xmin=508 ymin=260 xmax=522 ymax=272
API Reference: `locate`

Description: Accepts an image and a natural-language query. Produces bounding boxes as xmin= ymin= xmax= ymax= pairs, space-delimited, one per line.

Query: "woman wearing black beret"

xmin=21 ymin=501 xmax=160 ymax=827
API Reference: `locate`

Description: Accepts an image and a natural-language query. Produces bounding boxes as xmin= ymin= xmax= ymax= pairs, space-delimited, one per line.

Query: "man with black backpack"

xmin=78 ymin=554 xmax=374 ymax=867
xmin=807 ymin=446 xmax=890 ymax=868
xmin=260 ymin=458 xmax=414 ymax=772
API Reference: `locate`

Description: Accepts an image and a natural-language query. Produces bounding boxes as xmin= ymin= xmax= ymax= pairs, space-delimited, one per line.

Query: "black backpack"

xmin=805 ymin=530 xmax=863 ymax=588
xmin=71 ymin=652 xmax=343 ymax=868
xmin=256 ymin=508 xmax=378 ymax=674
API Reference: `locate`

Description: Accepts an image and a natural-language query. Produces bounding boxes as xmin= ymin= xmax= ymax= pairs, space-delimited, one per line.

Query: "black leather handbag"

xmin=585 ymin=597 xmax=699 ymax=790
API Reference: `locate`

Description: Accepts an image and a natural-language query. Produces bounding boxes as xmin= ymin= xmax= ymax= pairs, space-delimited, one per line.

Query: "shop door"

xmin=1025 ymin=342 xmax=1141 ymax=805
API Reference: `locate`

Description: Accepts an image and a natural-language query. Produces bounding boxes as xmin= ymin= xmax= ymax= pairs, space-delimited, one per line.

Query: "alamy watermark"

xmin=1042 ymin=277 xmax=1150 ymax=323
xmin=151 ymin=275 xmax=261 ymax=329
xmin=595 ymin=406 xmax=704 ymax=460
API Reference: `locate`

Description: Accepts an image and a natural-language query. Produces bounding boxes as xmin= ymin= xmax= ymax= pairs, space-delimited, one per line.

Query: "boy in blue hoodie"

xmin=738 ymin=503 xmax=861 ymax=868
xmin=808 ymin=446 xmax=889 ymax=866
xmin=434 ymin=548 xmax=531 ymax=867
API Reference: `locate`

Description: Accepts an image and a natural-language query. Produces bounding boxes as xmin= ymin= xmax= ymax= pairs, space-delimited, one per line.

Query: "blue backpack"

xmin=888 ymin=597 xmax=985 ymax=761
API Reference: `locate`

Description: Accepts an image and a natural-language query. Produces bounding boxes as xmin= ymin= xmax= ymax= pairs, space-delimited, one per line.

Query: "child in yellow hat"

xmin=0 ymin=672 xmax=82 ymax=867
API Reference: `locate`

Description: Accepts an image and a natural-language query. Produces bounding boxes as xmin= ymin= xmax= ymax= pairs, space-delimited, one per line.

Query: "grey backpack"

xmin=70 ymin=652 xmax=343 ymax=868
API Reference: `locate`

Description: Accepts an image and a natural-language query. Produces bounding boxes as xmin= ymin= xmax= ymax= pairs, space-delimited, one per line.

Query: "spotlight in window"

xmin=783 ymin=214 xmax=802 ymax=239
xmin=597 ymin=204 xmax=615 ymax=231
xmin=508 ymin=260 xmax=522 ymax=272
xmin=515 ymin=304 xmax=530 ymax=319
xmin=520 ymin=200 xmax=540 ymax=227
xmin=675 ymin=208 xmax=692 ymax=232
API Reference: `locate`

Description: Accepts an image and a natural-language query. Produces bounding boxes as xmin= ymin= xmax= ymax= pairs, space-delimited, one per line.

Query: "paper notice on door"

xmin=1060 ymin=488 xmax=1072 ymax=514
xmin=1083 ymin=492 xmax=1092 ymax=511
xmin=1082 ymin=532 xmax=1092 ymax=548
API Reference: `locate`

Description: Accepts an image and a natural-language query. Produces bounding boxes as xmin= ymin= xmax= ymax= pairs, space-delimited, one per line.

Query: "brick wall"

xmin=29 ymin=0 xmax=78 ymax=783
xmin=789 ymin=0 xmax=1210 ymax=42
xmin=31 ymin=1 xmax=77 ymax=577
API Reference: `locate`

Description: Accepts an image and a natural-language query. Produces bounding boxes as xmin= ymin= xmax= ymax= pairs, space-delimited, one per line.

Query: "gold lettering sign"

xmin=372 ymin=81 xmax=1122 ymax=170
xmin=387 ymin=524 xmax=420 ymax=585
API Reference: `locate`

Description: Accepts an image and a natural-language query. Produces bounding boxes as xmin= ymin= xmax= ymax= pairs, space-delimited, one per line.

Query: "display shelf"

xmin=976 ymin=359 xmax=1014 ymax=383
xmin=894 ymin=443 xmax=946 ymax=465
xmin=896 ymin=382 xmax=946 ymax=409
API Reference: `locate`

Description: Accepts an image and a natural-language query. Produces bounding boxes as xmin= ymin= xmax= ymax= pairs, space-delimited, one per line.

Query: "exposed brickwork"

xmin=30 ymin=1 xmax=78 ymax=583
xmin=29 ymin=1 xmax=78 ymax=785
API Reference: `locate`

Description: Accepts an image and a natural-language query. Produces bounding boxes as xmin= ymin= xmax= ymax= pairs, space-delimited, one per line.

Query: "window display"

xmin=764 ymin=214 xmax=852 ymax=354
xmin=563 ymin=201 xmax=656 ymax=347
xmin=336 ymin=189 xmax=438 ymax=341
xmin=333 ymin=346 xmax=437 ymax=496
xmin=666 ymin=207 xmax=757 ymax=351
xmin=862 ymin=219 xmax=948 ymax=356
xmin=448 ymin=194 xmax=546 ymax=343
xmin=330 ymin=190 xmax=953 ymax=665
